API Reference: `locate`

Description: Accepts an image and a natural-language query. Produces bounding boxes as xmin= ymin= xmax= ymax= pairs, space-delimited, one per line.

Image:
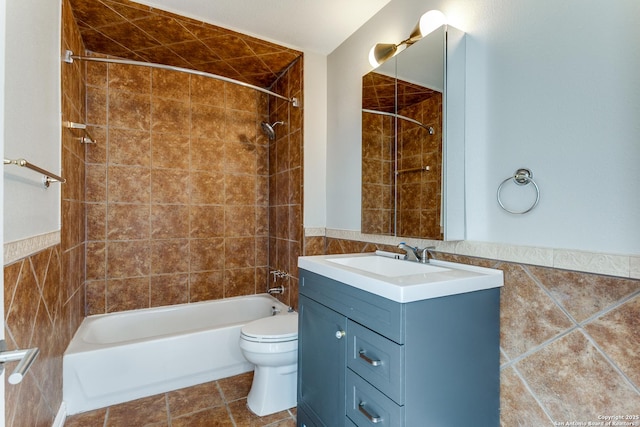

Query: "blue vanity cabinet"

xmin=297 ymin=294 xmax=347 ymax=427
xmin=297 ymin=269 xmax=500 ymax=427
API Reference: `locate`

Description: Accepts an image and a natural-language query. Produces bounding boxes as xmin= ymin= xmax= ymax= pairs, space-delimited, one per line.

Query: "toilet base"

xmin=246 ymin=363 xmax=297 ymax=416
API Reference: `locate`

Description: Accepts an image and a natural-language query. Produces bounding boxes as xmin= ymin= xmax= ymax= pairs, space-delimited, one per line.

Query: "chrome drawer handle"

xmin=335 ymin=330 xmax=346 ymax=339
xmin=359 ymin=350 xmax=382 ymax=367
xmin=359 ymin=402 xmax=383 ymax=423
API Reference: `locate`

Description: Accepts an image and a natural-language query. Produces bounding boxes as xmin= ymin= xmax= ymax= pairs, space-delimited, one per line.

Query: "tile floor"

xmin=64 ymin=372 xmax=297 ymax=427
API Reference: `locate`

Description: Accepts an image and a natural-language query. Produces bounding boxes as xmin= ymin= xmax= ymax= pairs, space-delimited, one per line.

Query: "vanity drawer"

xmin=346 ymin=370 xmax=404 ymax=427
xmin=347 ymin=320 xmax=404 ymax=404
xmin=300 ymin=270 xmax=404 ymax=343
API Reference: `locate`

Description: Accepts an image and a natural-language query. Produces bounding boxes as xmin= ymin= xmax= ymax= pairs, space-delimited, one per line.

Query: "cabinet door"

xmin=298 ymin=295 xmax=347 ymax=427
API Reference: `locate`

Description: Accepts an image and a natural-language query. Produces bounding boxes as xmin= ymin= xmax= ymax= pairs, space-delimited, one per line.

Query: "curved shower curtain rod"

xmin=63 ymin=50 xmax=299 ymax=107
xmin=362 ymin=108 xmax=434 ymax=135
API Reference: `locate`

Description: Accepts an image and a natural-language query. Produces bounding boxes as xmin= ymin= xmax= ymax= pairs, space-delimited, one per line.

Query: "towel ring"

xmin=497 ymin=168 xmax=540 ymax=214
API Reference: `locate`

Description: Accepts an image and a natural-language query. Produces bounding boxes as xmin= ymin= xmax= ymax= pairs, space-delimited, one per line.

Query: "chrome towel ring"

xmin=497 ymin=168 xmax=540 ymax=214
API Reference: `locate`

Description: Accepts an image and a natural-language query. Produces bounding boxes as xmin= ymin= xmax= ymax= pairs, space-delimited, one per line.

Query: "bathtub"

xmin=63 ymin=294 xmax=290 ymax=415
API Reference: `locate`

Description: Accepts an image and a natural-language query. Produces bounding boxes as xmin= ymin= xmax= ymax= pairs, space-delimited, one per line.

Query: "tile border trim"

xmin=4 ymin=231 xmax=61 ymax=265
xmin=312 ymin=228 xmax=640 ymax=280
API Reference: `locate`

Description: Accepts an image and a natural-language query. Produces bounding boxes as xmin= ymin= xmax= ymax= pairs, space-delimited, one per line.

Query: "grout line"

xmin=225 ymin=402 xmax=238 ymax=427
xmin=500 ymin=326 xmax=578 ymax=370
xmin=522 ymin=264 xmax=580 ymax=326
xmin=509 ymin=363 xmax=557 ymax=425
xmin=579 ymin=324 xmax=640 ymax=396
xmin=579 ymin=288 xmax=640 ymax=326
xmin=165 ymin=393 xmax=172 ymax=427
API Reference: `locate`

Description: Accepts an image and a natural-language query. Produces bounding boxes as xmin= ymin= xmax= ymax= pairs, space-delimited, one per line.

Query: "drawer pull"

xmin=359 ymin=402 xmax=383 ymax=423
xmin=336 ymin=330 xmax=346 ymax=339
xmin=359 ymin=350 xmax=382 ymax=367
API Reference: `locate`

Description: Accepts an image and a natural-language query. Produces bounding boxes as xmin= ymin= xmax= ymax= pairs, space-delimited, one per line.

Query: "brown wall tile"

xmin=151 ymin=169 xmax=190 ymax=204
xmin=585 ymin=295 xmax=640 ymax=386
xmin=107 ymin=240 xmax=151 ymax=278
xmin=517 ymin=330 xmax=640 ymax=422
xmin=151 ymin=274 xmax=189 ymax=307
xmin=529 ymin=265 xmax=640 ymax=322
xmin=108 ymin=90 xmax=151 ymax=131
xmin=84 ymin=60 xmax=302 ymax=314
xmin=107 ymin=204 xmax=150 ymax=240
xmin=152 ymin=133 xmax=190 ymax=170
xmin=151 ymin=239 xmax=189 ymax=274
xmin=107 ymin=165 xmax=151 ymax=203
xmin=108 ymin=129 xmax=151 ymax=167
xmin=499 ymin=263 xmax=574 ymax=359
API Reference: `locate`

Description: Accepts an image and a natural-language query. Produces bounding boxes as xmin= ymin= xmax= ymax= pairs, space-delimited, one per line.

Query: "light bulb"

xmin=418 ymin=10 xmax=447 ymax=38
xmin=368 ymin=43 xmax=397 ymax=68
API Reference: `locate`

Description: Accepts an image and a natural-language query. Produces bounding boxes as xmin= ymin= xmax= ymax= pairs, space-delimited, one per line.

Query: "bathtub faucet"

xmin=270 ymin=269 xmax=289 ymax=281
xmin=268 ymin=285 xmax=285 ymax=295
xmin=271 ymin=306 xmax=281 ymax=316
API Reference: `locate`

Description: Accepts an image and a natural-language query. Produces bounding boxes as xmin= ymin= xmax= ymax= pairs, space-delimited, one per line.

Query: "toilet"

xmin=239 ymin=312 xmax=298 ymax=416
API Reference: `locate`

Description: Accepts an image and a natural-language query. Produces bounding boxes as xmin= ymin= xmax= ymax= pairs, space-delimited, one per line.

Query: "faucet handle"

xmin=417 ymin=246 xmax=436 ymax=263
xmin=398 ymin=242 xmax=420 ymax=262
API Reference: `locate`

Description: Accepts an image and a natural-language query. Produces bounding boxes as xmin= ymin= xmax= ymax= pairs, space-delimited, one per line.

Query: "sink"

xmin=298 ymin=253 xmax=503 ymax=303
xmin=328 ymin=255 xmax=449 ymax=277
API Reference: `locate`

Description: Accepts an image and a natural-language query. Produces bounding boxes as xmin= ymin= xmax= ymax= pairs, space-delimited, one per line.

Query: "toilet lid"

xmin=241 ymin=313 xmax=298 ymax=342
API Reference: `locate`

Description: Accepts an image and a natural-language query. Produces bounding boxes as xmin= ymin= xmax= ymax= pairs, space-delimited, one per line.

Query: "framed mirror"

xmin=361 ymin=25 xmax=465 ymax=240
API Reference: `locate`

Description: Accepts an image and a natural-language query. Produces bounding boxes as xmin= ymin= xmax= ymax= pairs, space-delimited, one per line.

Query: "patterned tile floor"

xmin=64 ymin=372 xmax=297 ymax=426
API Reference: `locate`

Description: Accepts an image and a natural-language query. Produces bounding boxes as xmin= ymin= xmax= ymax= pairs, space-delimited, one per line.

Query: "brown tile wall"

xmin=83 ymin=57 xmax=285 ymax=314
xmin=308 ymin=237 xmax=640 ymax=425
xmin=361 ymin=111 xmax=394 ymax=235
xmin=268 ymin=58 xmax=304 ymax=310
xmin=396 ymin=94 xmax=442 ymax=239
xmin=3 ymin=1 xmax=87 ymax=425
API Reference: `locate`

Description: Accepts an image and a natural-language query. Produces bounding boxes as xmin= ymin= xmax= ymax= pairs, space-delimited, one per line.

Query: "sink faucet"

xmin=398 ymin=243 xmax=435 ymax=264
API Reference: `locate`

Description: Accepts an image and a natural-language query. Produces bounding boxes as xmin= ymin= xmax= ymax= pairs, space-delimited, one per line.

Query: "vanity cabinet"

xmin=297 ymin=269 xmax=500 ymax=427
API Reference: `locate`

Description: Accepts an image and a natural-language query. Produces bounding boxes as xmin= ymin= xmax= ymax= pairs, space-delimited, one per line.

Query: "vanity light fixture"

xmin=368 ymin=10 xmax=447 ymax=67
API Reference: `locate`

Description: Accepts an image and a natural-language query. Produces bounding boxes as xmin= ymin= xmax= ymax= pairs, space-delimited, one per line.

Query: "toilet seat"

xmin=241 ymin=313 xmax=298 ymax=343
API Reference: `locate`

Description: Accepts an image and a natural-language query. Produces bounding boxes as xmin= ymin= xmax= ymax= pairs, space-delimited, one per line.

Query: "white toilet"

xmin=239 ymin=312 xmax=298 ymax=416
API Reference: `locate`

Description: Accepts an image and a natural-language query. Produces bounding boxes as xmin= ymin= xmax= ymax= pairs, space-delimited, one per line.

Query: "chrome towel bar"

xmin=4 ymin=157 xmax=66 ymax=188
xmin=0 ymin=340 xmax=40 ymax=384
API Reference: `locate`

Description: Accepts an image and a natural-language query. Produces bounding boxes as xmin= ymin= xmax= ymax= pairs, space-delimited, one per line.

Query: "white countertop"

xmin=298 ymin=253 xmax=504 ymax=303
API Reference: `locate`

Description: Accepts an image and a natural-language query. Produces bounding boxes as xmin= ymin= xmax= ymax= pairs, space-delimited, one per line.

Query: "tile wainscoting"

xmin=305 ymin=228 xmax=640 ymax=279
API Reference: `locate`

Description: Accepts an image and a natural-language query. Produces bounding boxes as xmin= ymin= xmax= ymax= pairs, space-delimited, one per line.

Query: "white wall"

xmin=325 ymin=0 xmax=640 ymax=255
xmin=3 ymin=0 xmax=62 ymax=243
xmin=303 ymin=50 xmax=327 ymax=228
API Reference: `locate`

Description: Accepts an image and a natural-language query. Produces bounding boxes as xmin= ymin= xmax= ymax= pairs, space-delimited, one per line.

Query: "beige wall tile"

xmin=585 ymin=295 xmax=640 ymax=387
xmin=500 ymin=367 xmax=551 ymax=426
xmin=528 ymin=265 xmax=640 ymax=322
xmin=499 ymin=263 xmax=574 ymax=359
xmin=517 ymin=330 xmax=640 ymax=423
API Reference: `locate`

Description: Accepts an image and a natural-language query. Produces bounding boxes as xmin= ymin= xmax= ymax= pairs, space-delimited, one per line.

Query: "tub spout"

xmin=268 ymin=285 xmax=285 ymax=295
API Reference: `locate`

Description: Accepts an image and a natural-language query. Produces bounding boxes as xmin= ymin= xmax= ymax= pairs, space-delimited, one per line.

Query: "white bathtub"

xmin=63 ymin=294 xmax=290 ymax=415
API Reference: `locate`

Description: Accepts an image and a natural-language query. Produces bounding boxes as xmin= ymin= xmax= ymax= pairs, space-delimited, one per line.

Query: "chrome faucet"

xmin=398 ymin=243 xmax=436 ymax=264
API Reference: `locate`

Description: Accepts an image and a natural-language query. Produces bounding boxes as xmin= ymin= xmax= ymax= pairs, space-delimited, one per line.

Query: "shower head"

xmin=260 ymin=121 xmax=285 ymax=140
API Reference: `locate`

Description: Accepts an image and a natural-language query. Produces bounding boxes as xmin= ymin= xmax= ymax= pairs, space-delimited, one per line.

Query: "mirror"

xmin=361 ymin=25 xmax=465 ymax=240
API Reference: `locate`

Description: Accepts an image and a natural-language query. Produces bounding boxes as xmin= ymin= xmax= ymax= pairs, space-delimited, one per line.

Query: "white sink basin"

xmin=298 ymin=253 xmax=503 ymax=303
xmin=328 ymin=255 xmax=449 ymax=277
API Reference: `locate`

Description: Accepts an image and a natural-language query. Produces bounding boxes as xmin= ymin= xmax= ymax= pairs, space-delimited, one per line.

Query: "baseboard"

xmin=52 ymin=402 xmax=66 ymax=427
